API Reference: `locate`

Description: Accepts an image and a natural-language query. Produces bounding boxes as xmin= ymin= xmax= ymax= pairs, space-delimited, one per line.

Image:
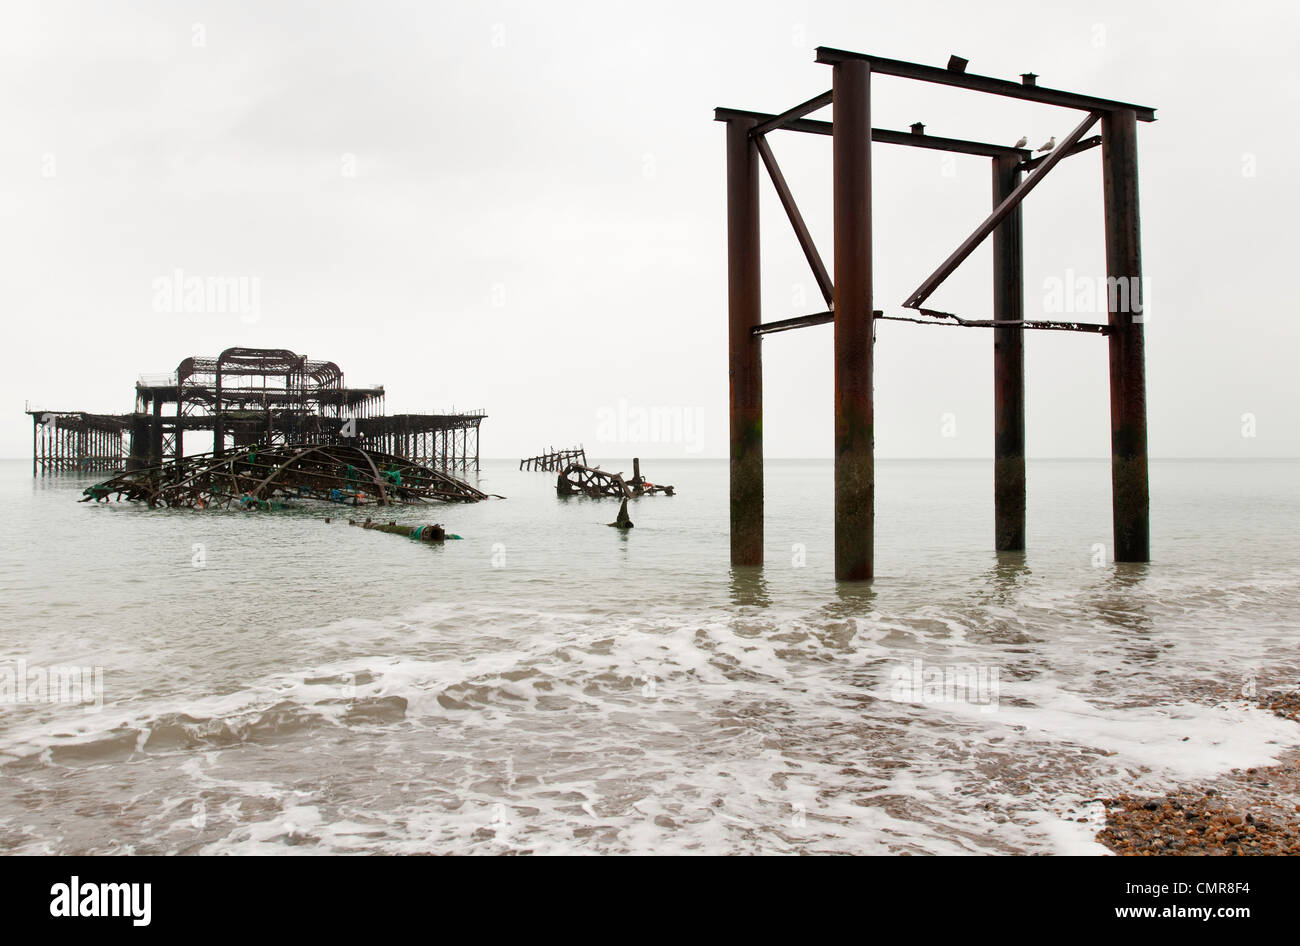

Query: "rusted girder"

xmin=750 ymin=90 xmax=832 ymax=137
xmin=992 ymin=154 xmax=1026 ymax=552
xmin=903 ymin=110 xmax=1103 ymax=310
xmin=754 ymin=136 xmax=834 ymax=307
xmin=81 ymin=443 xmax=490 ymax=509
xmin=831 ymin=58 xmax=874 ymax=582
xmin=814 ymin=47 xmax=1157 ymax=122
xmin=888 ymin=309 xmax=1110 ymax=333
xmin=1102 ymin=109 xmax=1150 ymax=562
xmin=727 ymin=114 xmax=764 ymax=566
xmin=714 ymin=107 xmax=1028 ymax=159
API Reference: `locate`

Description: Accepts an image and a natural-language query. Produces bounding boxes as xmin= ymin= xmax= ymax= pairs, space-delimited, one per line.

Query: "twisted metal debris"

xmin=81 ymin=443 xmax=491 ymax=509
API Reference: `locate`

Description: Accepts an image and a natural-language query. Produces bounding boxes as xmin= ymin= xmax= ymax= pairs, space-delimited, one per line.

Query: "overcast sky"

xmin=3 ymin=0 xmax=1296 ymax=460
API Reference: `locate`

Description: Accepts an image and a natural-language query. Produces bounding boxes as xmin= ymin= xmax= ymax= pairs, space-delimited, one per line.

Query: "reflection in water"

xmin=982 ymin=551 xmax=1031 ymax=605
xmin=1094 ymin=561 xmax=1155 ymax=641
xmin=728 ymin=566 xmax=770 ymax=610
xmin=824 ymin=579 xmax=876 ymax=619
xmin=1110 ymin=561 xmax=1152 ymax=590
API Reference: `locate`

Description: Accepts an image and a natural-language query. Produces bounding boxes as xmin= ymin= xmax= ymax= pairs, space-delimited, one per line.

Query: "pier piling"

xmin=831 ymin=59 xmax=874 ymax=582
xmin=1102 ymin=109 xmax=1150 ymax=562
xmin=727 ymin=115 xmax=764 ymax=567
xmin=992 ymin=154 xmax=1026 ymax=552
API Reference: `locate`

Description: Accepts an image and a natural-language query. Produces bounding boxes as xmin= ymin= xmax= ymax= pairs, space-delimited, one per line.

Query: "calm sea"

xmin=1 ymin=458 xmax=1297 ymax=854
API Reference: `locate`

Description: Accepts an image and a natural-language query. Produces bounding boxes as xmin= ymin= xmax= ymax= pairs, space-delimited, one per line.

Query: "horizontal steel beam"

xmin=814 ymin=47 xmax=1157 ymax=122
xmin=751 ymin=310 xmax=884 ymax=337
xmin=754 ymin=308 xmax=1107 ymax=336
xmin=752 ymin=311 xmax=834 ymax=336
xmin=714 ymin=107 xmax=1028 ymax=158
xmin=882 ymin=309 xmax=1110 ymax=334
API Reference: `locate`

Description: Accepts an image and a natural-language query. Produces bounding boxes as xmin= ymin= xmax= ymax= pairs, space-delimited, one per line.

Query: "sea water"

xmin=0 ymin=458 xmax=1296 ymax=854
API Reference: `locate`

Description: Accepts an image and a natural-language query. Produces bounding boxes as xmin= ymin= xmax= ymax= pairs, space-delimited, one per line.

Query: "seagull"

xmin=1036 ymin=136 xmax=1056 ymax=153
xmin=1014 ymin=136 xmax=1028 ymax=149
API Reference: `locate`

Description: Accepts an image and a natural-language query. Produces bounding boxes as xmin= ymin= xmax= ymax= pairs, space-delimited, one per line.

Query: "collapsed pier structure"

xmin=557 ymin=458 xmax=674 ymax=498
xmin=83 ymin=443 xmax=487 ymax=509
xmin=28 ymin=347 xmax=486 ymax=477
xmin=521 ymin=446 xmax=586 ymax=471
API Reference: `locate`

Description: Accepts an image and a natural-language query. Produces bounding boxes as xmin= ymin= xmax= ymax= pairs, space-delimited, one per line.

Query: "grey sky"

xmin=3 ymin=0 xmax=1296 ymax=459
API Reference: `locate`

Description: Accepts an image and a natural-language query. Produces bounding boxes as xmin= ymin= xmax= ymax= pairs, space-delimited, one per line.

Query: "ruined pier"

xmin=718 ymin=47 xmax=1153 ymax=578
xmin=29 ymin=347 xmax=487 ymax=478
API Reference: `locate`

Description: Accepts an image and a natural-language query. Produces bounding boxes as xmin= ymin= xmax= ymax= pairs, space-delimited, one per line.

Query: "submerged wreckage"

xmin=82 ymin=442 xmax=490 ymax=509
xmin=520 ymin=445 xmax=586 ymax=471
xmin=556 ymin=458 xmax=674 ymax=498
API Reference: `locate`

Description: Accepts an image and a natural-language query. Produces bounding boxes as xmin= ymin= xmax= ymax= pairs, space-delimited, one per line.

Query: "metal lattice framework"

xmin=32 ymin=347 xmax=489 ymax=478
xmin=26 ymin=410 xmax=128 ymax=475
xmin=119 ymin=348 xmax=485 ymax=474
xmin=718 ymin=47 xmax=1155 ymax=580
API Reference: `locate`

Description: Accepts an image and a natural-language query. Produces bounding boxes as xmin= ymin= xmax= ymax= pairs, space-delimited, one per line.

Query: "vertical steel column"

xmin=832 ymin=59 xmax=873 ymax=581
xmin=214 ymin=369 xmax=224 ymax=458
xmin=727 ymin=116 xmax=763 ymax=566
xmin=31 ymin=416 xmax=37 ymax=477
xmin=151 ymin=399 xmax=163 ymax=467
xmin=992 ymin=154 xmax=1026 ymax=551
xmin=1102 ymin=109 xmax=1150 ymax=562
xmin=128 ymin=415 xmax=148 ymax=471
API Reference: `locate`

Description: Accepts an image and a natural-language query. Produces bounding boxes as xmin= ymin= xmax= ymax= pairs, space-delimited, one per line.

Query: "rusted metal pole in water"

xmin=1102 ymin=108 xmax=1150 ymax=562
xmin=832 ymin=59 xmax=873 ymax=581
xmin=992 ymin=154 xmax=1026 ymax=552
xmin=727 ymin=115 xmax=763 ymax=566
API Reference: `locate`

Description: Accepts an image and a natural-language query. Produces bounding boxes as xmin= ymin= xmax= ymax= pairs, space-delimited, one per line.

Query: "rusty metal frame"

xmin=719 ymin=46 xmax=1155 ymax=580
xmin=713 ymin=105 xmax=1105 ymax=333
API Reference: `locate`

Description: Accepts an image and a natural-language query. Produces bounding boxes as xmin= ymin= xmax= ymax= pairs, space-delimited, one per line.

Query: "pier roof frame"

xmin=814 ymin=47 xmax=1157 ymax=121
